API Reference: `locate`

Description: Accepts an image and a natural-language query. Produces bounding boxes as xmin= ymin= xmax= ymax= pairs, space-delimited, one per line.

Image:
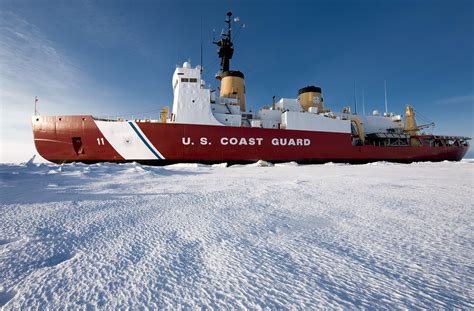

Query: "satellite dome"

xmin=183 ymin=61 xmax=191 ymax=69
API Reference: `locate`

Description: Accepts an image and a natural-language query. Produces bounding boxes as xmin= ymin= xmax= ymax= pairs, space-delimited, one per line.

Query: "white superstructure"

xmin=169 ymin=61 xmax=406 ymax=142
xmin=171 ymin=62 xmax=222 ymax=126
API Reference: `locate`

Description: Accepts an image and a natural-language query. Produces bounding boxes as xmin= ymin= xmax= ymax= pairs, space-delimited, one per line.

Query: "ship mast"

xmin=213 ymin=11 xmax=247 ymax=112
xmin=214 ymin=11 xmax=234 ymax=74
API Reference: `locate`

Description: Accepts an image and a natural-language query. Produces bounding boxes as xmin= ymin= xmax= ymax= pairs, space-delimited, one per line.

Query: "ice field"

xmin=0 ymin=160 xmax=473 ymax=308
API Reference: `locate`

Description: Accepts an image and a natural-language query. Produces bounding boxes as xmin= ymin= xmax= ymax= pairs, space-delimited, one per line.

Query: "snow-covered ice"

xmin=0 ymin=160 xmax=473 ymax=309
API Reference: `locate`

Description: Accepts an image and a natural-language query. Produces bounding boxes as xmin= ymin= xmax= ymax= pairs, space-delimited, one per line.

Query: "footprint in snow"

xmin=0 ymin=237 xmax=22 ymax=246
xmin=0 ymin=290 xmax=16 ymax=308
xmin=44 ymin=252 xmax=76 ymax=267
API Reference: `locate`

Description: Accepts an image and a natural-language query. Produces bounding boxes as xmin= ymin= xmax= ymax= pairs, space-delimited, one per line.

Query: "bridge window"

xmin=190 ymin=78 xmax=198 ymax=83
xmin=181 ymin=78 xmax=189 ymax=82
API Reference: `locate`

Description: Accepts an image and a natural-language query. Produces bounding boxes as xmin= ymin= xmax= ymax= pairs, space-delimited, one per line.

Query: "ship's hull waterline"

xmin=32 ymin=116 xmax=469 ymax=165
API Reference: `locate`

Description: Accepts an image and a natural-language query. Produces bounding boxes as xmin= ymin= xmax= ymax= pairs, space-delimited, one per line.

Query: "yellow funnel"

xmin=298 ymin=86 xmax=323 ymax=112
xmin=220 ymin=71 xmax=246 ymax=112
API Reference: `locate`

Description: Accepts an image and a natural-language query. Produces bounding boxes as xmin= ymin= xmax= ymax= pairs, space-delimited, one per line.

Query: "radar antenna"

xmin=213 ymin=12 xmax=234 ymax=74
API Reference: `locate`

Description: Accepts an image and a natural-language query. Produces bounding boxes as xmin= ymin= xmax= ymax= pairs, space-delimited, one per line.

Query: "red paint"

xmin=32 ymin=116 xmax=124 ymax=162
xmin=32 ymin=115 xmax=469 ymax=164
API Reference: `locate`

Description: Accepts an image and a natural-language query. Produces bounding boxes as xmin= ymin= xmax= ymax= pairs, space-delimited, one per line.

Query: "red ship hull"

xmin=32 ymin=115 xmax=469 ymax=165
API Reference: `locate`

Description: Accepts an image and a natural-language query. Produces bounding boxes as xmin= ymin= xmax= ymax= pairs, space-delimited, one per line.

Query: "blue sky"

xmin=1 ymin=0 xmax=473 ymax=162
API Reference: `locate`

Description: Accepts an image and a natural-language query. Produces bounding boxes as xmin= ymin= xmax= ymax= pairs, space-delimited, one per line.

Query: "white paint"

xmin=275 ymin=98 xmax=302 ymax=112
xmin=281 ymin=111 xmax=351 ymax=133
xmin=257 ymin=108 xmax=281 ymax=122
xmin=308 ymin=107 xmax=319 ymax=114
xmin=210 ymin=99 xmax=242 ymax=126
xmin=94 ymin=120 xmax=163 ymax=160
xmin=171 ymin=62 xmax=222 ymax=126
xmin=130 ymin=121 xmax=165 ymax=159
xmin=251 ymin=120 xmax=262 ymax=128
xmin=213 ymin=113 xmax=242 ymax=126
xmin=220 ymin=137 xmax=263 ymax=146
xmin=358 ymin=115 xmax=402 ymax=134
xmin=271 ymin=138 xmax=310 ymax=146
xmin=257 ymin=108 xmax=282 ymax=129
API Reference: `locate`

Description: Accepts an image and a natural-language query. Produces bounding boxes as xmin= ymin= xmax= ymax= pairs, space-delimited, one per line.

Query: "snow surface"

xmin=0 ymin=160 xmax=473 ymax=309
